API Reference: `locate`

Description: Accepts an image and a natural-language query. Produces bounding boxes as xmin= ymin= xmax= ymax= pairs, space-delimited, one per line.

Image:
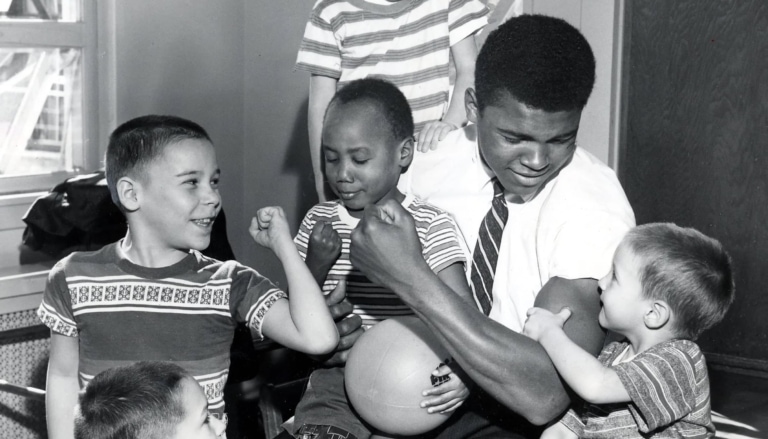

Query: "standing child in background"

xmin=296 ymin=0 xmax=489 ymax=201
xmin=284 ymin=78 xmax=471 ymax=439
xmin=39 ymin=115 xmax=338 ymax=439
xmin=524 ymin=223 xmax=735 ymax=438
xmin=74 ymin=362 xmax=226 ymax=439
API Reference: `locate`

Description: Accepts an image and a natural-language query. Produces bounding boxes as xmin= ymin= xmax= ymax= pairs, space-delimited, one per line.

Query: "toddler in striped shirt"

xmin=524 ymin=223 xmax=735 ymax=438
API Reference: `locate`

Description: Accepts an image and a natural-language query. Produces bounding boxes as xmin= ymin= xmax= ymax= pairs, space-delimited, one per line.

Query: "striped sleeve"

xmin=414 ymin=204 xmax=466 ymax=273
xmin=296 ymin=4 xmax=343 ymax=78
xmin=37 ymin=257 xmax=78 ymax=337
xmin=613 ymin=340 xmax=701 ymax=433
xmin=447 ymin=0 xmax=489 ymax=46
xmin=233 ymin=264 xmax=287 ymax=341
xmin=294 ymin=209 xmax=318 ymax=261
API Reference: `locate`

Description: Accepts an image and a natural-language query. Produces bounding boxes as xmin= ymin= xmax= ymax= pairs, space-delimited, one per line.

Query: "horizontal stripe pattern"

xmin=37 ymin=243 xmax=286 ymax=417
xmin=294 ymin=197 xmax=465 ymax=328
xmin=296 ymin=0 xmax=488 ymax=131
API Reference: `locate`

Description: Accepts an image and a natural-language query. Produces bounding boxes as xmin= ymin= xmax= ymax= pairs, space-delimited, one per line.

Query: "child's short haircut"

xmin=327 ymin=77 xmax=414 ymax=142
xmin=475 ymin=14 xmax=596 ymax=113
xmin=105 ymin=115 xmax=211 ymax=210
xmin=74 ymin=361 xmax=189 ymax=439
xmin=624 ymin=223 xmax=735 ymax=339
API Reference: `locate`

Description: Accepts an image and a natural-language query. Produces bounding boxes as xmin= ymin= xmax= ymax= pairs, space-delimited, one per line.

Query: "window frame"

xmin=0 ymin=0 xmax=109 ymax=195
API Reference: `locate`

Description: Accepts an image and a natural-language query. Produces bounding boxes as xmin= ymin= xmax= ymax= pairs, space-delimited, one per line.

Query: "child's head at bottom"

xmin=74 ymin=361 xmax=226 ymax=439
xmin=600 ymin=223 xmax=735 ymax=341
xmin=322 ymin=78 xmax=414 ymax=216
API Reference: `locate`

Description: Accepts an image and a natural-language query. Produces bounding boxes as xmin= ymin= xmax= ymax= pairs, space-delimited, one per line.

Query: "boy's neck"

xmin=120 ymin=230 xmax=190 ymax=268
xmin=622 ymin=327 xmax=677 ymax=358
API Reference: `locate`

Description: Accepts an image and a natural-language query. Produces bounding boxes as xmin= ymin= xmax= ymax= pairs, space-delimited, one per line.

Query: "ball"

xmin=344 ymin=316 xmax=452 ymax=436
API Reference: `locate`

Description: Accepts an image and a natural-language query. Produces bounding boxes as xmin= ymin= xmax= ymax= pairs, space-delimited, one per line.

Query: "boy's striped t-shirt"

xmin=37 ymin=243 xmax=286 ymax=416
xmin=296 ymin=0 xmax=488 ymax=133
xmin=561 ymin=339 xmax=716 ymax=438
xmin=294 ymin=194 xmax=465 ymax=328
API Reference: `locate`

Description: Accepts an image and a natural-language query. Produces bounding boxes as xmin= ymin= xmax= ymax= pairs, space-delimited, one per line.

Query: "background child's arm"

xmin=46 ymin=333 xmax=80 ymax=439
xmin=417 ymin=34 xmax=478 ymax=152
xmin=308 ymin=74 xmax=338 ymax=202
xmin=523 ymin=307 xmax=630 ymax=404
xmin=251 ymin=207 xmax=338 ymax=354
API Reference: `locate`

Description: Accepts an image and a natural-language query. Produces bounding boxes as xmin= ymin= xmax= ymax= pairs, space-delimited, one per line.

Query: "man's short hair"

xmin=105 ymin=115 xmax=211 ymax=211
xmin=475 ymin=14 xmax=596 ymax=113
xmin=74 ymin=362 xmax=189 ymax=439
xmin=327 ymin=77 xmax=414 ymax=142
xmin=625 ymin=223 xmax=736 ymax=340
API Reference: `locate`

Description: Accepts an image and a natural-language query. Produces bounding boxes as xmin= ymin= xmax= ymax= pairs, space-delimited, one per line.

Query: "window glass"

xmin=0 ymin=47 xmax=83 ymax=178
xmin=0 ymin=0 xmax=80 ymax=22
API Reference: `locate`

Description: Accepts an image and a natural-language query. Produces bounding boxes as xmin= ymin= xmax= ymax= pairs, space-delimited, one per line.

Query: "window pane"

xmin=0 ymin=47 xmax=83 ymax=179
xmin=0 ymin=0 xmax=80 ymax=22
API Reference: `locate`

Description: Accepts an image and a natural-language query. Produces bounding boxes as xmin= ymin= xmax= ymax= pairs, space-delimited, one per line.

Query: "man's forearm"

xmin=393 ymin=268 xmax=572 ymax=424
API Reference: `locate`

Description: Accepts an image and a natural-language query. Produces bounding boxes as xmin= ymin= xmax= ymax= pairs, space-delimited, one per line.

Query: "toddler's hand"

xmin=307 ymin=221 xmax=342 ymax=268
xmin=523 ymin=307 xmax=572 ymax=342
xmin=417 ymin=121 xmax=458 ymax=153
xmin=420 ymin=359 xmax=470 ymax=414
xmin=249 ymin=206 xmax=292 ymax=251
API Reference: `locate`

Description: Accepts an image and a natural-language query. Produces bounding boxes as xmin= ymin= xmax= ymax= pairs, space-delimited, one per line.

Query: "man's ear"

xmin=398 ymin=136 xmax=414 ymax=168
xmin=116 ymin=177 xmax=140 ymax=212
xmin=465 ymin=87 xmax=479 ymax=124
xmin=644 ymin=300 xmax=671 ymax=330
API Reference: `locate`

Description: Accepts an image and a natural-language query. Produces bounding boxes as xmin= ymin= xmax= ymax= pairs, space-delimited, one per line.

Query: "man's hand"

xmin=523 ymin=307 xmax=572 ymax=342
xmin=306 ymin=221 xmax=342 ymax=270
xmin=249 ymin=207 xmax=293 ymax=253
xmin=315 ymin=280 xmax=364 ymax=366
xmin=350 ymin=200 xmax=430 ymax=295
xmin=417 ymin=121 xmax=458 ymax=152
xmin=420 ymin=360 xmax=471 ymax=414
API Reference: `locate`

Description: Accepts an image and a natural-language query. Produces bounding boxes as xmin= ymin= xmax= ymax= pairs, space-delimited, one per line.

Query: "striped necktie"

xmin=469 ymin=179 xmax=508 ymax=315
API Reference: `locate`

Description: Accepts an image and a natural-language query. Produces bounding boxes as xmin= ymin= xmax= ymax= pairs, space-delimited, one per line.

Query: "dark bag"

xmin=21 ymin=171 xmax=127 ymax=260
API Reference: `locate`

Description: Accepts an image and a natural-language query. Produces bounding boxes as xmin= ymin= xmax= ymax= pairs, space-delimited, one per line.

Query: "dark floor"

xmin=709 ymin=366 xmax=768 ymax=437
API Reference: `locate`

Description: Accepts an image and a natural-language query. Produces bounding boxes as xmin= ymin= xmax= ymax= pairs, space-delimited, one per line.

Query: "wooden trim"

xmin=0 ymin=324 xmax=48 ymax=345
xmin=706 ymin=352 xmax=768 ymax=379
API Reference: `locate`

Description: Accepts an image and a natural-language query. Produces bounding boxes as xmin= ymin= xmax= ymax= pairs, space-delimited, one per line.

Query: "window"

xmin=0 ymin=0 xmax=100 ymax=195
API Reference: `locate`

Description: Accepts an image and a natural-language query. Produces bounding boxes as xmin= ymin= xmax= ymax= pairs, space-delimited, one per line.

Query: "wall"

xmin=240 ymin=0 xmax=318 ymax=284
xmin=113 ymin=0 xmax=247 ymax=260
xmin=621 ymin=0 xmax=768 ymax=367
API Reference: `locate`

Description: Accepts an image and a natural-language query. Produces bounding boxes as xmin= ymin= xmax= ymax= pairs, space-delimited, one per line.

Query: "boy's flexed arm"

xmin=524 ymin=308 xmax=630 ymax=405
xmin=251 ymin=206 xmax=339 ymax=355
xmin=46 ymin=332 xmax=80 ymax=439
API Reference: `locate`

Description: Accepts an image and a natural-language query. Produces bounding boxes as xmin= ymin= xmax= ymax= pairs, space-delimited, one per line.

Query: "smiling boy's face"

xmin=322 ymin=100 xmax=412 ymax=218
xmin=133 ymin=138 xmax=222 ymax=255
xmin=171 ymin=378 xmax=226 ymax=439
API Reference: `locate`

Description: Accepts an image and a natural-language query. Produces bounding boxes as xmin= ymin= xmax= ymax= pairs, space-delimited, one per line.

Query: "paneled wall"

xmin=621 ymin=0 xmax=768 ymax=367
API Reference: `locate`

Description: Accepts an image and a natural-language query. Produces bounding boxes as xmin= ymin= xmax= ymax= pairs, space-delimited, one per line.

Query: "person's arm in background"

xmin=351 ymin=201 xmax=605 ymax=424
xmin=46 ymin=333 xmax=80 ymax=439
xmin=308 ymin=74 xmax=337 ymax=202
xmin=417 ymin=35 xmax=478 ymax=152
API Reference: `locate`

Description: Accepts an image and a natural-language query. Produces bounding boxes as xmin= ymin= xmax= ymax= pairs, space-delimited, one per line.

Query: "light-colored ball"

xmin=345 ymin=316 xmax=452 ymax=436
